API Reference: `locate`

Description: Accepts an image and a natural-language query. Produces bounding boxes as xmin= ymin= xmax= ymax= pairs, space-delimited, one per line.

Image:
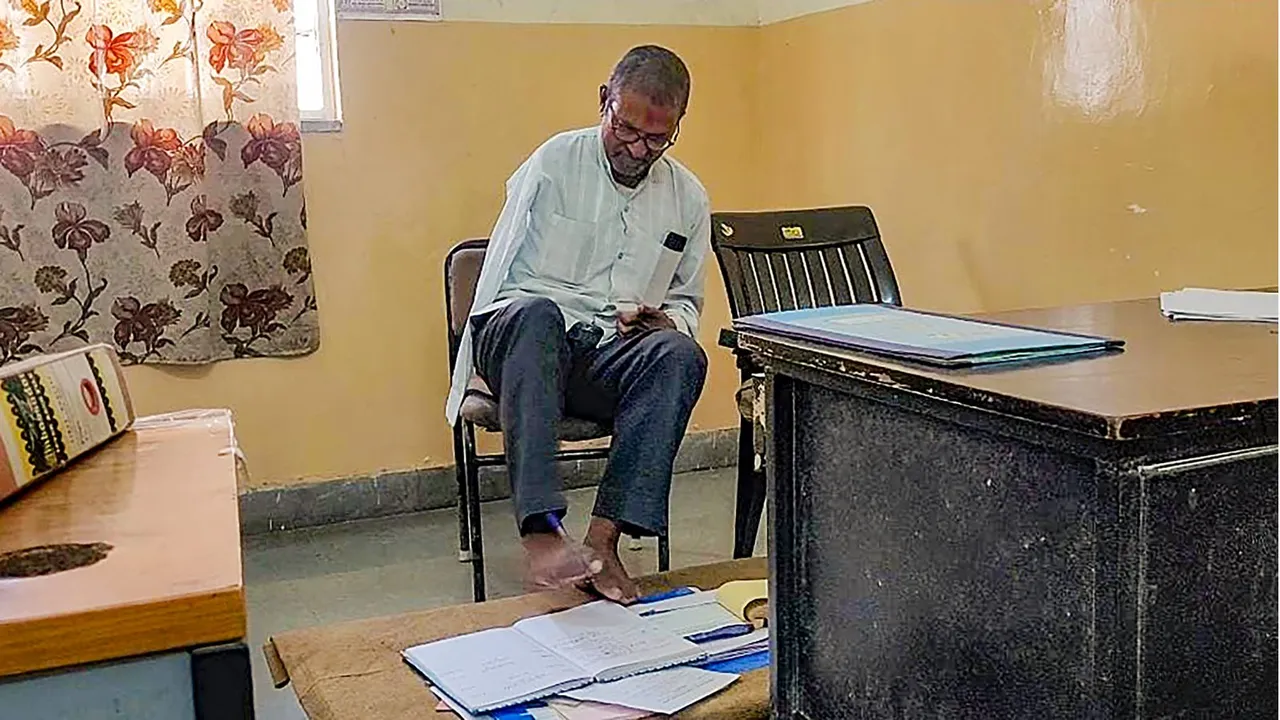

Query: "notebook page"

xmin=403 ymin=628 xmax=588 ymax=712
xmin=641 ymin=602 xmax=750 ymax=640
xmin=513 ymin=601 xmax=703 ymax=681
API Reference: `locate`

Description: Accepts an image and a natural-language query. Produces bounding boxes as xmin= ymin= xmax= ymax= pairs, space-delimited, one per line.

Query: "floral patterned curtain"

xmin=0 ymin=0 xmax=318 ymax=365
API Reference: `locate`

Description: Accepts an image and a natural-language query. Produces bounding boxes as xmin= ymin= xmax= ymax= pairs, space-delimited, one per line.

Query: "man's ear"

xmin=598 ymin=84 xmax=608 ymax=114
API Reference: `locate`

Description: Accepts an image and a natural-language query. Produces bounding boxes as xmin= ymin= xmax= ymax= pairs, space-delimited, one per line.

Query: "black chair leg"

xmin=733 ymin=416 xmax=762 ymax=558
xmin=452 ymin=424 xmax=472 ymax=562
xmin=657 ymin=533 xmax=670 ymax=572
xmin=462 ymin=424 xmax=486 ymax=602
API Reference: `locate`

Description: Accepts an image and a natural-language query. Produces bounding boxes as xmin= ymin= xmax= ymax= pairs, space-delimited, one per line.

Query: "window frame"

xmin=297 ymin=0 xmax=343 ymax=132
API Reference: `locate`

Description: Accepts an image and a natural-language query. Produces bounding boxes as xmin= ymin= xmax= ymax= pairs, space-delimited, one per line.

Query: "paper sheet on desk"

xmin=564 ymin=666 xmax=738 ymax=714
xmin=1160 ymin=288 xmax=1278 ymax=322
xmin=545 ymin=698 xmax=650 ymax=719
xmin=431 ymin=688 xmax=486 ymax=719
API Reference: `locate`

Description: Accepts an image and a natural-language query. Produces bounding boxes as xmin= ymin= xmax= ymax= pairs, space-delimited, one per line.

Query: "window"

xmin=295 ymin=0 xmax=343 ymax=131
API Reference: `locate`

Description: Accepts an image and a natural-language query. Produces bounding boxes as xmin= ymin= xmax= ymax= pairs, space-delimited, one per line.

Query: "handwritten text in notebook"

xmin=402 ymin=601 xmax=704 ymax=714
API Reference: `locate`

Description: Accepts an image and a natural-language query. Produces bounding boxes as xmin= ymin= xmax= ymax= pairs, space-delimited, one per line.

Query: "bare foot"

xmin=521 ymin=532 xmax=602 ymax=593
xmin=583 ymin=518 xmax=640 ymax=604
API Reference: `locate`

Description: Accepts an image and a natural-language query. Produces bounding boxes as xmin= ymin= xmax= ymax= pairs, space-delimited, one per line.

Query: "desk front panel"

xmin=768 ymin=371 xmax=1277 ymax=720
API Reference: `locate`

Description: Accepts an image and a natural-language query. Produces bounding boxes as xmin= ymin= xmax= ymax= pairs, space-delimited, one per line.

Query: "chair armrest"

xmin=718 ymin=327 xmax=739 ymax=351
xmin=717 ymin=327 xmax=761 ymax=374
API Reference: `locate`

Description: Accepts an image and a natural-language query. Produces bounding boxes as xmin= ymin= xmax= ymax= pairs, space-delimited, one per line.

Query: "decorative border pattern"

xmin=84 ymin=352 xmax=118 ymax=434
xmin=2 ymin=372 xmax=66 ymax=477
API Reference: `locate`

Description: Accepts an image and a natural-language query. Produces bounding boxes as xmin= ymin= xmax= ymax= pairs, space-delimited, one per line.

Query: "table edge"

xmin=736 ymin=330 xmax=1277 ymax=441
xmin=0 ymin=584 xmax=246 ymax=678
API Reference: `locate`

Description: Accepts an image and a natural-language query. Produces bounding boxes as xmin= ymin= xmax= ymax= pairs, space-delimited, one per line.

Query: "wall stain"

xmin=1039 ymin=0 xmax=1148 ymax=119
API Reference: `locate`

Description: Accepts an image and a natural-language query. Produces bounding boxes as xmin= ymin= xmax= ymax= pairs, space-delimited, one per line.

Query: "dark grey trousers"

xmin=472 ymin=296 xmax=708 ymax=536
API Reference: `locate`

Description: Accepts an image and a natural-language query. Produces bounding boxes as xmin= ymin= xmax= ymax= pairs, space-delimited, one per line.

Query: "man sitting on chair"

xmin=445 ymin=45 xmax=710 ymax=603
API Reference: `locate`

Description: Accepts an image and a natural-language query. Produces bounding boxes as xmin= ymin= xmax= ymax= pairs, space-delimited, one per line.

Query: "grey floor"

xmin=244 ymin=467 xmax=765 ymax=720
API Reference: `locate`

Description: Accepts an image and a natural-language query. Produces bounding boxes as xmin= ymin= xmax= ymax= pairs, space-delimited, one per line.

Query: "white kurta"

xmin=445 ymin=127 xmax=712 ymax=424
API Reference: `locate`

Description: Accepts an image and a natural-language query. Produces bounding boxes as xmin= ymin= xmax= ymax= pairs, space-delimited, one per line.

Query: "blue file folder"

xmin=734 ymin=305 xmax=1123 ymax=367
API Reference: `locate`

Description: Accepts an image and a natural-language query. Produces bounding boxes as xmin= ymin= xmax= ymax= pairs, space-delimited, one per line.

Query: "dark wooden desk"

xmin=739 ymin=298 xmax=1277 ymax=719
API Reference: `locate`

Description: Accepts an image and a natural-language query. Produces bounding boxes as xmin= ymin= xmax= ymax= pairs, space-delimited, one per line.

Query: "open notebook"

xmin=402 ymin=601 xmax=705 ymax=714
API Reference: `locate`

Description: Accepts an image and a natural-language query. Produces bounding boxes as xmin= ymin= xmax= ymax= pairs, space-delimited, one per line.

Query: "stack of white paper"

xmin=1160 ymin=288 xmax=1278 ymax=323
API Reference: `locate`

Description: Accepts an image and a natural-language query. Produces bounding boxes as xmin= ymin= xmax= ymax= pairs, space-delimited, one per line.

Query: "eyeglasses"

xmin=606 ymin=102 xmax=679 ymax=153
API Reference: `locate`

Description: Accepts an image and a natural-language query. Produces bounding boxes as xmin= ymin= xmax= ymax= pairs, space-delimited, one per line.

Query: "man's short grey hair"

xmin=606 ymin=45 xmax=691 ymax=114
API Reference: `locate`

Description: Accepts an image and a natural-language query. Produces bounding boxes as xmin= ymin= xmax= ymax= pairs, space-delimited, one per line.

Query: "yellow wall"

xmin=756 ymin=0 xmax=1277 ymax=314
xmin=124 ymin=22 xmax=757 ymax=488
xmin=125 ymin=0 xmax=1278 ymax=489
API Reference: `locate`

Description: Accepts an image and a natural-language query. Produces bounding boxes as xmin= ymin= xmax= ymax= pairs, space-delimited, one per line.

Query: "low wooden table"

xmin=264 ymin=558 xmax=770 ymax=719
xmin=0 ymin=411 xmax=253 ymax=720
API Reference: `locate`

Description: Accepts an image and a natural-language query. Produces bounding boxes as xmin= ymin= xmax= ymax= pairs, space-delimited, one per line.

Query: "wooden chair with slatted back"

xmin=709 ymin=206 xmax=902 ymax=558
xmin=445 ymin=239 xmax=671 ymax=602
